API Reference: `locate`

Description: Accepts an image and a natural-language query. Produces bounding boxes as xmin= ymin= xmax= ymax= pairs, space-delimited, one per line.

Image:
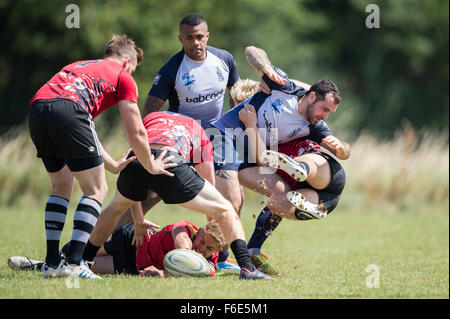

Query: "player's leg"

xmin=62 ymin=163 xmax=108 ymax=269
xmin=43 ymin=164 xmax=73 ymax=271
xmin=90 ymin=256 xmax=115 ymax=274
xmin=179 ymin=180 xmax=273 ymax=280
xmin=81 ymin=189 xmax=135 ymax=263
xmin=238 ymin=166 xmax=291 ymax=274
xmin=115 ymin=190 xmax=161 ymax=226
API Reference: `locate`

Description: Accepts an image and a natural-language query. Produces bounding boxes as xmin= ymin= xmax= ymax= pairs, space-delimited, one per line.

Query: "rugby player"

xmin=211 ymin=46 xmax=350 ymax=274
xmin=80 ymin=111 xmax=273 ymax=280
xmin=119 ymin=13 xmax=242 ymax=270
xmin=27 ymin=35 xmax=174 ymax=279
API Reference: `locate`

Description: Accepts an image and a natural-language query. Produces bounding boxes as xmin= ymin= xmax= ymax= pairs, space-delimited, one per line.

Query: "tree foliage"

xmin=0 ymin=0 xmax=448 ymax=138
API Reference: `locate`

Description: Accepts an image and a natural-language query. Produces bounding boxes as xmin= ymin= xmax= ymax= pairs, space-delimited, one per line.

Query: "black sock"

xmin=217 ymin=250 xmax=229 ymax=263
xmin=82 ymin=240 xmax=101 ymax=262
xmin=230 ymin=239 xmax=255 ymax=271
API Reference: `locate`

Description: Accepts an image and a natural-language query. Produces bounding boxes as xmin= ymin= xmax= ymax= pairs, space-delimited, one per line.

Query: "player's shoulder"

xmin=206 ymin=46 xmax=236 ymax=62
xmin=160 ymin=49 xmax=186 ymax=72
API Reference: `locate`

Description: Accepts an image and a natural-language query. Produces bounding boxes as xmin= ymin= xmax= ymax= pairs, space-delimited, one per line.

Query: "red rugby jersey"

xmin=30 ymin=59 xmax=138 ymax=118
xmin=142 ymin=111 xmax=214 ymax=164
xmin=276 ymin=139 xmax=322 ymax=189
xmin=136 ymin=220 xmax=198 ymax=271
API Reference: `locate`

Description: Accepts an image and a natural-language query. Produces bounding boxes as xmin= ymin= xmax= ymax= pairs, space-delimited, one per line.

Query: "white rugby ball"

xmin=163 ymin=249 xmax=214 ymax=277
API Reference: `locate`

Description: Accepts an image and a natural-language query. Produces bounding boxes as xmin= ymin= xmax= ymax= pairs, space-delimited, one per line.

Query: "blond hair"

xmin=230 ymin=79 xmax=260 ymax=104
xmin=104 ymin=34 xmax=144 ymax=65
xmin=201 ymin=221 xmax=228 ymax=251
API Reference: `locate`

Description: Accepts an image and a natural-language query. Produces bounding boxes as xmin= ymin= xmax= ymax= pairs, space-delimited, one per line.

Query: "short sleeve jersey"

xmin=212 ymin=66 xmax=332 ymax=146
xmin=142 ymin=111 xmax=214 ymax=164
xmin=30 ymin=59 xmax=138 ymax=118
xmin=149 ymin=46 xmax=240 ymax=125
xmin=135 ymin=220 xmax=198 ymax=270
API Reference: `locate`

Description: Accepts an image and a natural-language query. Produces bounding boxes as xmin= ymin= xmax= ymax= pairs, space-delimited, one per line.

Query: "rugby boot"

xmin=240 ymin=268 xmax=274 ymax=280
xmin=250 ymin=253 xmax=278 ymax=276
xmin=261 ymin=150 xmax=308 ymax=182
xmin=8 ymin=256 xmax=44 ymax=271
xmin=287 ymin=191 xmax=328 ymax=220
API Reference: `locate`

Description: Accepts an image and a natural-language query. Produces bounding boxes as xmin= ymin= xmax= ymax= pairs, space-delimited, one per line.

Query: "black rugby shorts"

xmin=117 ymin=149 xmax=206 ymax=204
xmin=28 ymin=98 xmax=103 ymax=172
xmin=295 ymin=152 xmax=346 ymax=214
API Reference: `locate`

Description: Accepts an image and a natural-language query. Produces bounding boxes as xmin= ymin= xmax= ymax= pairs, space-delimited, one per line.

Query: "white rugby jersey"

xmin=149 ymin=46 xmax=239 ymax=126
xmin=212 ymin=66 xmax=332 ymax=147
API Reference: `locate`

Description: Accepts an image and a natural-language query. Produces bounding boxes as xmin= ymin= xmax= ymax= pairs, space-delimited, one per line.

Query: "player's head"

xmin=104 ymin=34 xmax=144 ymax=74
xmin=230 ymin=79 xmax=260 ymax=104
xmin=178 ymin=13 xmax=209 ymax=61
xmin=193 ymin=221 xmax=227 ymax=258
xmin=304 ymin=80 xmax=341 ymax=124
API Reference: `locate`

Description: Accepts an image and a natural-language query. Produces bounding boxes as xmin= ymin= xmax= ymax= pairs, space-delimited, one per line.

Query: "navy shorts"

xmin=208 ymin=130 xmax=257 ymax=172
xmin=28 ymin=98 xmax=103 ymax=172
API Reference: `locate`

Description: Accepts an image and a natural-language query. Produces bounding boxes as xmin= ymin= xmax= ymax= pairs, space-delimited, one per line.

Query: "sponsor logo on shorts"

xmin=186 ymin=89 xmax=224 ymax=103
xmin=88 ymin=146 xmax=96 ymax=153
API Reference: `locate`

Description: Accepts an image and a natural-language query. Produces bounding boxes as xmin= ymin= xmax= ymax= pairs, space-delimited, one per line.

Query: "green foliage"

xmin=0 ymin=0 xmax=448 ymax=137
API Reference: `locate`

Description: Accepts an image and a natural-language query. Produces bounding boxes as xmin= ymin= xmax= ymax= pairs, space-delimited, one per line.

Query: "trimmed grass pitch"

xmin=0 ymin=198 xmax=448 ymax=299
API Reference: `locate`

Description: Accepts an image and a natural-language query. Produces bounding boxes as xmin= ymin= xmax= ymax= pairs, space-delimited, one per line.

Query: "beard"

xmin=305 ymin=103 xmax=317 ymax=124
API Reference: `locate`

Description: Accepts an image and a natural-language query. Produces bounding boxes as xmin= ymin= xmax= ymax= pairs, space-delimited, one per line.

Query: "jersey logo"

xmin=287 ymin=126 xmax=305 ymax=139
xmin=153 ymin=74 xmax=161 ymax=85
xmin=182 ymin=73 xmax=195 ymax=89
xmin=216 ymin=66 xmax=224 ymax=81
xmin=271 ymin=98 xmax=283 ymax=113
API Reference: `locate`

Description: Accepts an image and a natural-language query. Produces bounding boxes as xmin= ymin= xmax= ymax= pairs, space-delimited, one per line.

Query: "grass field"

xmin=1 ymin=194 xmax=448 ymax=299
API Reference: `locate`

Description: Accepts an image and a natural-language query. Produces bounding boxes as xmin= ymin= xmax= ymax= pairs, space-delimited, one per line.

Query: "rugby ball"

xmin=163 ymin=249 xmax=214 ymax=277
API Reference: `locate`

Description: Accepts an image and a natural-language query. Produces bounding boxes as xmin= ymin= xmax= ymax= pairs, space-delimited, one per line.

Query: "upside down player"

xmin=228 ymin=73 xmax=348 ymax=275
xmin=79 ymin=111 xmax=273 ymax=280
xmin=8 ymin=220 xmax=227 ymax=277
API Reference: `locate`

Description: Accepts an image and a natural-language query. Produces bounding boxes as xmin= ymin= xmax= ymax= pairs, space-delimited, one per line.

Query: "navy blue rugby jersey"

xmin=149 ymin=46 xmax=240 ymax=125
xmin=212 ymin=66 xmax=332 ymax=147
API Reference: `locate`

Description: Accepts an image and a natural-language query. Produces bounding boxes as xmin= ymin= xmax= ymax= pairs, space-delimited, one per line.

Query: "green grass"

xmin=0 ymin=196 xmax=448 ymax=299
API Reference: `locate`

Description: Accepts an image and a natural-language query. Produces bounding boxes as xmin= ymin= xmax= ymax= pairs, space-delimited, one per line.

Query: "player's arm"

xmin=99 ymin=144 xmax=136 ymax=174
xmin=227 ymin=87 xmax=237 ymax=109
xmin=244 ymin=46 xmax=286 ymax=85
xmin=118 ymin=100 xmax=177 ymax=176
xmin=320 ymin=135 xmax=351 ymax=160
xmin=238 ymin=104 xmax=267 ymax=166
xmin=130 ymin=201 xmax=160 ymax=248
xmin=141 ymin=94 xmax=166 ymax=118
xmin=171 ymin=227 xmax=193 ymax=250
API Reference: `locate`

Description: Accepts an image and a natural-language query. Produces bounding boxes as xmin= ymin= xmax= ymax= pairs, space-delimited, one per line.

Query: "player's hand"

xmin=262 ymin=64 xmax=287 ymax=86
xmin=238 ymin=104 xmax=258 ymax=128
xmin=321 ymin=136 xmax=349 ymax=159
xmin=139 ymin=266 xmax=165 ymax=277
xmin=149 ymin=149 xmax=178 ymax=177
xmin=112 ymin=148 xmax=136 ymax=174
xmin=132 ymin=219 xmax=160 ymax=248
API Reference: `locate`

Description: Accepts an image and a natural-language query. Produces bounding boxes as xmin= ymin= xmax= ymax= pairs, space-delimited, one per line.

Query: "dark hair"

xmin=179 ymin=13 xmax=207 ymax=30
xmin=308 ymin=80 xmax=341 ymax=104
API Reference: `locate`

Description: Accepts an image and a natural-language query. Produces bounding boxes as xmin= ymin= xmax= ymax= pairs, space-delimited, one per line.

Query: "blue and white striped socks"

xmin=45 ymin=196 xmax=69 ymax=266
xmin=66 ymin=197 xmax=101 ymax=265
